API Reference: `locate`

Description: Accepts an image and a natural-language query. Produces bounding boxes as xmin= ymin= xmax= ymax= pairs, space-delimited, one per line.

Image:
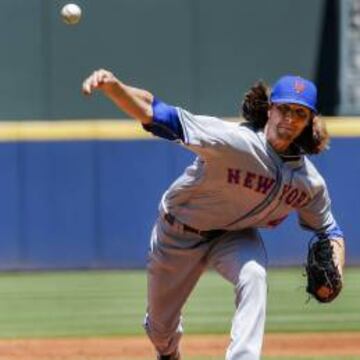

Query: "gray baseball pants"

xmin=144 ymin=214 xmax=267 ymax=360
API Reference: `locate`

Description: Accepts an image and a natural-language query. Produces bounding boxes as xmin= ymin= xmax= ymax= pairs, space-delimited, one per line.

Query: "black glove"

xmin=305 ymin=238 xmax=343 ymax=303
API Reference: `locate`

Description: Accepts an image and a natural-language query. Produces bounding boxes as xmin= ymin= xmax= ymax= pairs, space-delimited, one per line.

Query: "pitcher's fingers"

xmin=82 ymin=77 xmax=98 ymax=95
xmin=95 ymin=70 xmax=111 ymax=86
xmin=82 ymin=78 xmax=93 ymax=95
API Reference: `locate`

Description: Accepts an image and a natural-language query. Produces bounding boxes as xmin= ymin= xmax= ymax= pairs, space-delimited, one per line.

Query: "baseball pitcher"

xmin=82 ymin=70 xmax=345 ymax=360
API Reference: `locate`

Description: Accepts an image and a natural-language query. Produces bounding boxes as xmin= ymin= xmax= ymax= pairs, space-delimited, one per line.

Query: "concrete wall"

xmin=0 ymin=0 xmax=338 ymax=120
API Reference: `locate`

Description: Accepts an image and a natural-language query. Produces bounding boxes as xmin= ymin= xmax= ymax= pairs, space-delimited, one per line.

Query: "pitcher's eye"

xmin=294 ymin=108 xmax=309 ymax=119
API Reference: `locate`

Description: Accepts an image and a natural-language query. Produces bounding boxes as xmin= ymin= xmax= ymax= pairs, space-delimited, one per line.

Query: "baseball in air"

xmin=61 ymin=3 xmax=82 ymax=25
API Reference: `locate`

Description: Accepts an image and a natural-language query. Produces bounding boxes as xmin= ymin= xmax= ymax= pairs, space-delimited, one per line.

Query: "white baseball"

xmin=61 ymin=3 xmax=82 ymax=25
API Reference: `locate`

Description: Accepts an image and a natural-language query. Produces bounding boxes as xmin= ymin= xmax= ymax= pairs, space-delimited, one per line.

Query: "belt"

xmin=163 ymin=212 xmax=227 ymax=240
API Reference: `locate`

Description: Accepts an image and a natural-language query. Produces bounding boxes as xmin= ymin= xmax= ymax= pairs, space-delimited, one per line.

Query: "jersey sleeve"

xmin=297 ymin=182 xmax=344 ymax=239
xmin=143 ymin=98 xmax=233 ymax=157
xmin=177 ymin=107 xmax=229 ymax=148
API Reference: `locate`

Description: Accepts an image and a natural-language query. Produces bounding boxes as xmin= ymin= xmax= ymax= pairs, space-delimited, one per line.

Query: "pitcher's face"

xmin=265 ymin=103 xmax=312 ymax=151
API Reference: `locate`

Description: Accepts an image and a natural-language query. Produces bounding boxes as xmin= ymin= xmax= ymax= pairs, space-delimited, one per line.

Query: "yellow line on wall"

xmin=0 ymin=120 xmax=152 ymax=142
xmin=324 ymin=117 xmax=360 ymax=136
xmin=0 ymin=117 xmax=359 ymax=142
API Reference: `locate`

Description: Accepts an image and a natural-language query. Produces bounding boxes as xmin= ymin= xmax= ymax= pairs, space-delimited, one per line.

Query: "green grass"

xmin=266 ymin=267 xmax=360 ymax=332
xmin=0 ymin=267 xmax=359 ymax=338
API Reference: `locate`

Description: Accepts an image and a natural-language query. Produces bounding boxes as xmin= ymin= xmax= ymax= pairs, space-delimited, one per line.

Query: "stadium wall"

xmin=0 ymin=120 xmax=359 ymax=270
xmin=0 ymin=0 xmax=352 ymax=269
xmin=0 ymin=0 xmax=337 ymax=119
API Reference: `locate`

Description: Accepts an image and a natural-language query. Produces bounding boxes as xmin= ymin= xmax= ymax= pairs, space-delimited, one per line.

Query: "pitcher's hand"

xmin=82 ymin=69 xmax=119 ymax=96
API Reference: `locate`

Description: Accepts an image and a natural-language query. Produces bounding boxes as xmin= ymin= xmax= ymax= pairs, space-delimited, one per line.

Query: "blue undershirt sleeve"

xmin=316 ymin=222 xmax=344 ymax=240
xmin=142 ymin=98 xmax=184 ymax=141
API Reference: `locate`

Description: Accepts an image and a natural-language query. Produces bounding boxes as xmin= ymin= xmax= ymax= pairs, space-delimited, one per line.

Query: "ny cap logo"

xmin=294 ymin=79 xmax=305 ymax=94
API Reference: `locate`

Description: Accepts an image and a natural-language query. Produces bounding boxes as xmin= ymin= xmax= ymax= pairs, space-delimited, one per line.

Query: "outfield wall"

xmin=0 ymin=1 xmax=354 ymax=270
xmin=0 ymin=0 xmax=338 ymax=118
xmin=0 ymin=119 xmax=359 ymax=270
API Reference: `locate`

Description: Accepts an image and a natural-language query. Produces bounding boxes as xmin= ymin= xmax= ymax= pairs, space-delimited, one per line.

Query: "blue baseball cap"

xmin=270 ymin=75 xmax=317 ymax=113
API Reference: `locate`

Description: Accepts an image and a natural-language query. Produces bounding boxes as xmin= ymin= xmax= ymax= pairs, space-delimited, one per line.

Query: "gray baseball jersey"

xmin=161 ymin=107 xmax=336 ymax=233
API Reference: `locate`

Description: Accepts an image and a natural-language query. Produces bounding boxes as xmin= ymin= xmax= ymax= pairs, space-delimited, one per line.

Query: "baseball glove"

xmin=305 ymin=238 xmax=343 ymax=303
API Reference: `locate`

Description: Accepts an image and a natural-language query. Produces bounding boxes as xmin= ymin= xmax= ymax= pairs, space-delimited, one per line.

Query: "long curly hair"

xmin=241 ymin=81 xmax=329 ymax=154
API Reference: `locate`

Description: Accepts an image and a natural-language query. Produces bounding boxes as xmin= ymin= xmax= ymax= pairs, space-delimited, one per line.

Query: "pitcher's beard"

xmin=276 ymin=127 xmax=294 ymax=142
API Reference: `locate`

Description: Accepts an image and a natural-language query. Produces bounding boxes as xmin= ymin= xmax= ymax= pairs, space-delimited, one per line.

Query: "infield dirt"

xmin=0 ymin=332 xmax=359 ymax=359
